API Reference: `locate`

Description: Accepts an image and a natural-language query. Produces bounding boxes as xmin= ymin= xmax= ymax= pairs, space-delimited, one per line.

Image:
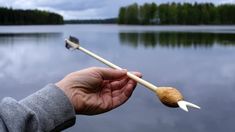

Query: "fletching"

xmin=65 ymin=36 xmax=80 ymax=50
xmin=69 ymin=36 xmax=79 ymax=44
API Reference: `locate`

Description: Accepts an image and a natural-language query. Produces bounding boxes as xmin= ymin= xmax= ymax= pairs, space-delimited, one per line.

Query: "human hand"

xmin=55 ymin=67 xmax=142 ymax=115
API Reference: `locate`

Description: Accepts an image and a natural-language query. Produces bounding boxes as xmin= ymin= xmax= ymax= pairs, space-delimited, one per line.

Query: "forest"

xmin=118 ymin=2 xmax=235 ymax=25
xmin=0 ymin=7 xmax=64 ymax=25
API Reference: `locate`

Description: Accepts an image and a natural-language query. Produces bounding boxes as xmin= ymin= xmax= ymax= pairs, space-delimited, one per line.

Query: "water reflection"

xmin=119 ymin=32 xmax=235 ymax=48
xmin=0 ymin=33 xmax=62 ymax=45
xmin=0 ymin=33 xmax=69 ymax=100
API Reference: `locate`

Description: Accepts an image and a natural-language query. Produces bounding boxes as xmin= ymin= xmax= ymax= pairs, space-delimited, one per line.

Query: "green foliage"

xmin=0 ymin=7 xmax=64 ymax=25
xmin=118 ymin=7 xmax=126 ymax=24
xmin=139 ymin=3 xmax=157 ymax=24
xmin=118 ymin=2 xmax=235 ymax=25
xmin=125 ymin=3 xmax=139 ymax=24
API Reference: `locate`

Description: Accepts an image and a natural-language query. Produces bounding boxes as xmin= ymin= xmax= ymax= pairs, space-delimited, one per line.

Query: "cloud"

xmin=0 ymin=0 xmax=235 ymax=19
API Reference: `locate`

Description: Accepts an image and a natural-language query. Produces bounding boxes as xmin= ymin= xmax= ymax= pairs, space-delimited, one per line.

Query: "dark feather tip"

xmin=69 ymin=36 xmax=79 ymax=44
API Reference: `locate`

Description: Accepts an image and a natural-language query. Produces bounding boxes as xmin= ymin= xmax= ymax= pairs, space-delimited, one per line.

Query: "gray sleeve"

xmin=0 ymin=84 xmax=76 ymax=132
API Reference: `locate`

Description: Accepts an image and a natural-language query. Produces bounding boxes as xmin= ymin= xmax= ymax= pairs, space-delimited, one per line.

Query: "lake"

xmin=0 ymin=25 xmax=235 ymax=132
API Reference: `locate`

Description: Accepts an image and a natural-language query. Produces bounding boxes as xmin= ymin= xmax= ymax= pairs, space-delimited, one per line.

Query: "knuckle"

xmin=89 ymin=66 xmax=99 ymax=71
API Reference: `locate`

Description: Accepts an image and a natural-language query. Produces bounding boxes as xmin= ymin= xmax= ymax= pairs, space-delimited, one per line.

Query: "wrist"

xmin=55 ymin=81 xmax=72 ymax=103
xmin=55 ymin=82 xmax=84 ymax=114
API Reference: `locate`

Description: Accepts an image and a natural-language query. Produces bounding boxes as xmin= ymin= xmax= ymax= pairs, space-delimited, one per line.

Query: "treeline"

xmin=118 ymin=3 xmax=235 ymax=25
xmin=65 ymin=18 xmax=117 ymax=24
xmin=0 ymin=7 xmax=64 ymax=25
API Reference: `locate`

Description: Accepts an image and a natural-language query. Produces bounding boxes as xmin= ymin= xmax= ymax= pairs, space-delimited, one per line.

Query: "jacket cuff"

xmin=20 ymin=84 xmax=76 ymax=131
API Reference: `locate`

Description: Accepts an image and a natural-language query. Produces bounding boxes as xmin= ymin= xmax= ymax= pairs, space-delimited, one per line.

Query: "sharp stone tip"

xmin=177 ymin=101 xmax=189 ymax=112
xmin=177 ymin=100 xmax=200 ymax=112
xmin=186 ymin=102 xmax=201 ymax=109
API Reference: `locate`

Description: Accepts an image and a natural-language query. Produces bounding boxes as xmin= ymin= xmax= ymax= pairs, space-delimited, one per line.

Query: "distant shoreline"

xmin=64 ymin=18 xmax=117 ymax=24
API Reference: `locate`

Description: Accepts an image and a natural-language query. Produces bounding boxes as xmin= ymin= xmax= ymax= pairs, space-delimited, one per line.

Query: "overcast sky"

xmin=0 ymin=0 xmax=234 ymax=19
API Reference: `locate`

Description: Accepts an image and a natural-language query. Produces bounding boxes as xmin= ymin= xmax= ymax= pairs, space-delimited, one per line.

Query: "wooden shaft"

xmin=79 ymin=47 xmax=122 ymax=70
xmin=78 ymin=46 xmax=158 ymax=92
xmin=126 ymin=72 xmax=157 ymax=92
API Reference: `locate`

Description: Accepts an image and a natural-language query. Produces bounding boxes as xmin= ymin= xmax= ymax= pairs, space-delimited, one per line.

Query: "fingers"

xmin=110 ymin=71 xmax=142 ymax=91
xmin=123 ymin=79 xmax=137 ymax=97
xmin=110 ymin=76 xmax=129 ymax=90
xmin=94 ymin=67 xmax=127 ymax=80
xmin=111 ymin=72 xmax=142 ymax=108
xmin=112 ymin=80 xmax=136 ymax=108
xmin=111 ymin=79 xmax=136 ymax=98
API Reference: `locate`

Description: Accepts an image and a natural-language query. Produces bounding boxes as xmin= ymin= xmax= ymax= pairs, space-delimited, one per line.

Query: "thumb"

xmin=96 ymin=67 xmax=127 ymax=80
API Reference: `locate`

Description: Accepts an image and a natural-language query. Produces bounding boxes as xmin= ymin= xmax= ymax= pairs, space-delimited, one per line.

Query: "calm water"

xmin=0 ymin=25 xmax=235 ymax=132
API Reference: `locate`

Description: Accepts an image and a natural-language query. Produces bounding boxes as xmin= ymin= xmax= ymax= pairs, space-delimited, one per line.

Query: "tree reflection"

xmin=119 ymin=32 xmax=235 ymax=48
xmin=0 ymin=33 xmax=62 ymax=46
